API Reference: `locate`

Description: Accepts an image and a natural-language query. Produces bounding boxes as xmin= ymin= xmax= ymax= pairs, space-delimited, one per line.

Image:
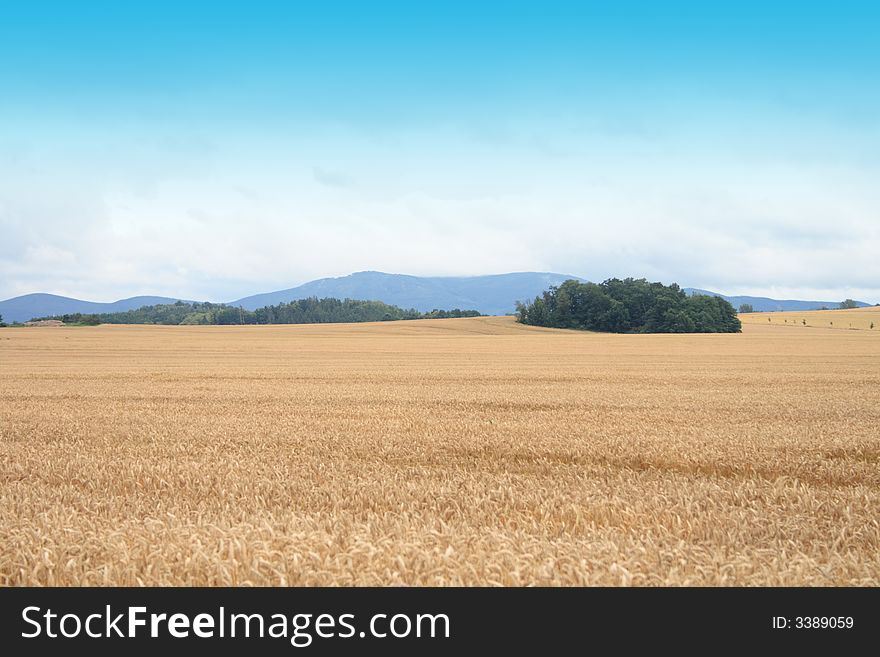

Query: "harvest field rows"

xmin=1 ymin=316 xmax=878 ymax=585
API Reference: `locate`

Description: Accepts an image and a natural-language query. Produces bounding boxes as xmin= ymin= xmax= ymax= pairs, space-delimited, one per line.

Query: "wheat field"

xmin=738 ymin=305 xmax=880 ymax=331
xmin=1 ymin=316 xmax=878 ymax=586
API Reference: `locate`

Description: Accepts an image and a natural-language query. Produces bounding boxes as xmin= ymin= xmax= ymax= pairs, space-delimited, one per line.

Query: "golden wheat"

xmin=1 ymin=316 xmax=878 ymax=586
xmin=738 ymin=305 xmax=880 ymax=331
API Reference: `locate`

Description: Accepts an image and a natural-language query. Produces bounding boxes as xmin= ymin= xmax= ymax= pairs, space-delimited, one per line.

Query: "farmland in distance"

xmin=738 ymin=305 xmax=880 ymax=331
xmin=1 ymin=316 xmax=878 ymax=585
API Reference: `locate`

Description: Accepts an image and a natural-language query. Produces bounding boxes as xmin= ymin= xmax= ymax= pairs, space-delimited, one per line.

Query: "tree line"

xmin=35 ymin=298 xmax=481 ymax=326
xmin=516 ymin=278 xmax=741 ymax=333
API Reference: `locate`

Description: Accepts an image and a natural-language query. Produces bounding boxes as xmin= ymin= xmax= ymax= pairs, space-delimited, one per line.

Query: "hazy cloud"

xmin=1 ymin=115 xmax=878 ymax=304
xmin=313 ymin=167 xmax=356 ymax=189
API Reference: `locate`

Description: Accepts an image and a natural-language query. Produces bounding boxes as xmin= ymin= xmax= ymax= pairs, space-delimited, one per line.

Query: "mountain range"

xmin=682 ymin=288 xmax=870 ymax=313
xmin=0 ymin=294 xmax=195 ymax=325
xmin=228 ymin=271 xmax=577 ymax=315
xmin=0 ymin=271 xmax=871 ymax=324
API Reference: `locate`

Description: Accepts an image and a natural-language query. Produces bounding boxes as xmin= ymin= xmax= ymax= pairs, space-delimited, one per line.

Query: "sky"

xmin=1 ymin=0 xmax=879 ymax=303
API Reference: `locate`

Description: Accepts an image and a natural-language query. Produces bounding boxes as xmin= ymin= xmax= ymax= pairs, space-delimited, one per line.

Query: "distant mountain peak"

xmin=683 ymin=288 xmax=869 ymax=312
xmin=228 ymin=271 xmax=580 ymax=315
xmin=0 ymin=293 xmax=192 ymax=324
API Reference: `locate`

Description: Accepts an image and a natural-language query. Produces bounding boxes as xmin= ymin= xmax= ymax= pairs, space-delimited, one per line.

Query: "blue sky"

xmin=1 ymin=1 xmax=878 ymax=302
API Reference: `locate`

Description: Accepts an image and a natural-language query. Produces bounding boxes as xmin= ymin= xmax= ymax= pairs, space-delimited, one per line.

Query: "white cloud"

xmin=1 ymin=114 xmax=878 ymax=304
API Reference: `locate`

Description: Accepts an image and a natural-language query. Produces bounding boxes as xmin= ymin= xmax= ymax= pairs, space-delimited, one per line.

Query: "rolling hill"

xmin=229 ymin=271 xmax=581 ymax=315
xmin=1 ymin=273 xmax=872 ymax=323
xmin=0 ymin=294 xmax=191 ymax=324
xmin=683 ymin=288 xmax=870 ymax=312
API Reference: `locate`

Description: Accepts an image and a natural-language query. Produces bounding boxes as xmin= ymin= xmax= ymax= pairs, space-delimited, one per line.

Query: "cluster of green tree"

xmin=248 ymin=297 xmax=422 ymax=324
xmin=43 ymin=302 xmax=198 ymax=326
xmin=35 ymin=298 xmax=482 ymax=326
xmin=420 ymin=308 xmax=482 ymax=319
xmin=516 ymin=278 xmax=741 ymax=333
xmin=36 ymin=313 xmax=101 ymax=325
xmin=738 ymin=303 xmax=754 ymax=314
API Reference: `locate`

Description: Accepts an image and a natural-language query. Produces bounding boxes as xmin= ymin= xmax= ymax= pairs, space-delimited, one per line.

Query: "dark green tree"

xmin=36 ymin=298 xmax=481 ymax=326
xmin=516 ymin=278 xmax=741 ymax=333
